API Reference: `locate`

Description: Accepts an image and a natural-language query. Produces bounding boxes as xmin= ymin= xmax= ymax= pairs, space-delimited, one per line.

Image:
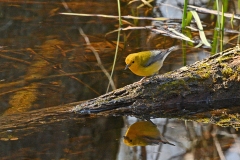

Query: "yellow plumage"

xmin=123 ymin=121 xmax=175 ymax=146
xmin=125 ymin=46 xmax=178 ymax=77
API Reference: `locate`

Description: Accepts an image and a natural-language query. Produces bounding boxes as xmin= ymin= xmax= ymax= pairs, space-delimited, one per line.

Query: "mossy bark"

xmin=0 ymin=46 xmax=240 ymax=130
xmin=73 ymin=46 xmax=240 ymax=127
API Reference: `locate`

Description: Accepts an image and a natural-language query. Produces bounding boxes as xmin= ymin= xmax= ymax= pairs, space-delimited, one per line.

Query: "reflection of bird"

xmin=125 ymin=46 xmax=178 ymax=77
xmin=123 ymin=121 xmax=175 ymax=146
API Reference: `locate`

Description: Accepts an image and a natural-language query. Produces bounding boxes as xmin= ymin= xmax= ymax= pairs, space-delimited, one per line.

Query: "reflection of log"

xmin=0 ymin=46 xmax=240 ymax=131
xmin=0 ymin=106 xmax=123 ymax=159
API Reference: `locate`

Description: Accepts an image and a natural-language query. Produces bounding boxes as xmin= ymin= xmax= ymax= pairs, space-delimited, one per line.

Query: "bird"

xmin=123 ymin=121 xmax=175 ymax=146
xmin=125 ymin=46 xmax=179 ymax=78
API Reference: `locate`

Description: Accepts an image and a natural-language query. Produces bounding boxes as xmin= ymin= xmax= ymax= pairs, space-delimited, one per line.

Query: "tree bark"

xmin=0 ymin=46 xmax=240 ymax=131
xmin=73 ymin=45 xmax=240 ymax=127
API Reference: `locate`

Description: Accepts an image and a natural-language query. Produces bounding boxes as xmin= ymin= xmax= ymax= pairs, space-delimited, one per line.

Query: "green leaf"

xmin=190 ymin=11 xmax=211 ymax=47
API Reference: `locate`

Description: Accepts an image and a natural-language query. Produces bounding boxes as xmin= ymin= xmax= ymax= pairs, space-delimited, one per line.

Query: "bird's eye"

xmin=132 ymin=61 xmax=135 ymax=63
xmin=129 ymin=139 xmax=132 ymax=142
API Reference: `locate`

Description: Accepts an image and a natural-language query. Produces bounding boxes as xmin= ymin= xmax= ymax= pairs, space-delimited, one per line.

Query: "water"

xmin=0 ymin=0 xmax=240 ymax=159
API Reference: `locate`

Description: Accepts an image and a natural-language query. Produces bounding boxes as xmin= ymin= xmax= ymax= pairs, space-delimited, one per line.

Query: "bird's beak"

xmin=125 ymin=64 xmax=131 ymax=70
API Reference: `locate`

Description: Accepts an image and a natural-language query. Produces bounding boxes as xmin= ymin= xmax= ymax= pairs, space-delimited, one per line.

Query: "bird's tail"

xmin=161 ymin=45 xmax=179 ymax=62
xmin=159 ymin=135 xmax=176 ymax=146
xmin=167 ymin=45 xmax=179 ymax=52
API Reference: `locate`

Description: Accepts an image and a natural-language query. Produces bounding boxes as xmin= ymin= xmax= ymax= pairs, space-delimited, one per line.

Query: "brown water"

xmin=0 ymin=0 xmax=240 ymax=159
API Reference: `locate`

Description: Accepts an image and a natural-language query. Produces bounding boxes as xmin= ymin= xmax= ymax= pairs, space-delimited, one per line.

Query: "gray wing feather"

xmin=144 ymin=45 xmax=178 ymax=67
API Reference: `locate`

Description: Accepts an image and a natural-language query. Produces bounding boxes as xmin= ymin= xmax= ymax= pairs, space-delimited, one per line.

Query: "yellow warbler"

xmin=123 ymin=121 xmax=175 ymax=146
xmin=125 ymin=46 xmax=178 ymax=77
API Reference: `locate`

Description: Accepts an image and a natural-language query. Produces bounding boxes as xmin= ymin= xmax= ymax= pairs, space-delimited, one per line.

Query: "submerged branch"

xmin=188 ymin=5 xmax=240 ymax=20
xmin=60 ymin=12 xmax=168 ymax=21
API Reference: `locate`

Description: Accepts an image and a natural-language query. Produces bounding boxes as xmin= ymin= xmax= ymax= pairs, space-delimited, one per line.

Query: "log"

xmin=72 ymin=45 xmax=240 ymax=127
xmin=0 ymin=46 xmax=240 ymax=132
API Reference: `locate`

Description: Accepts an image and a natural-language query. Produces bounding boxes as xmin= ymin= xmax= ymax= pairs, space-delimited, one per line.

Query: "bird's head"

xmin=125 ymin=53 xmax=139 ymax=70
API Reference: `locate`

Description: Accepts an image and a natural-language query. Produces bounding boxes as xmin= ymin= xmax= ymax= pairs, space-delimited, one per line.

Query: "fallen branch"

xmin=0 ymin=46 xmax=240 ymax=133
xmin=73 ymin=45 xmax=240 ymax=127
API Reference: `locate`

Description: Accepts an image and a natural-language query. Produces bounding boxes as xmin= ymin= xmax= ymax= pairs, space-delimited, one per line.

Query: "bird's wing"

xmin=144 ymin=46 xmax=178 ymax=67
xmin=142 ymin=136 xmax=175 ymax=146
xmin=142 ymin=136 xmax=160 ymax=145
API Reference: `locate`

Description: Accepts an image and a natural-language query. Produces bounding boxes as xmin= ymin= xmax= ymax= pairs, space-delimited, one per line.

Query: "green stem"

xmin=106 ymin=0 xmax=122 ymax=92
xmin=211 ymin=0 xmax=228 ymax=54
xmin=181 ymin=0 xmax=189 ymax=28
